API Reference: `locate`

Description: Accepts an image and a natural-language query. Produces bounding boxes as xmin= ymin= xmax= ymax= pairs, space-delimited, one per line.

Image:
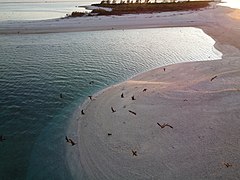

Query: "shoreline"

xmin=0 ymin=3 xmax=234 ymax=34
xmin=65 ymin=3 xmax=240 ymax=179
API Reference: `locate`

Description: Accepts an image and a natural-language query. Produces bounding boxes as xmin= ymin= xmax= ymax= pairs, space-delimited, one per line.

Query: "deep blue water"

xmin=0 ymin=28 xmax=221 ymax=179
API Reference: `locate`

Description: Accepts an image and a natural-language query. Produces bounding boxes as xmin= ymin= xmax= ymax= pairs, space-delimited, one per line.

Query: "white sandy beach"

xmin=63 ymin=3 xmax=240 ymax=180
xmin=71 ymin=59 xmax=240 ymax=179
xmin=8 ymin=2 xmax=238 ymax=179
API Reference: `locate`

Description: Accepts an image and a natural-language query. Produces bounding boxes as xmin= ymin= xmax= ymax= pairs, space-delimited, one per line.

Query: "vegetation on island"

xmin=68 ymin=11 xmax=86 ymax=17
xmin=68 ymin=0 xmax=214 ymax=17
xmin=93 ymin=0 xmax=213 ymax=15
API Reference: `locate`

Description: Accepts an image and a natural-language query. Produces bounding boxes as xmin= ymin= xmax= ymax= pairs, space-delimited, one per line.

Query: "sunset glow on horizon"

xmin=220 ymin=0 xmax=240 ymax=9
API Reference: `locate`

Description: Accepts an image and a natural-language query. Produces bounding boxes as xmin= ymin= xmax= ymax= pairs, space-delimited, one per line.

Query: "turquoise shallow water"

xmin=0 ymin=27 xmax=221 ymax=179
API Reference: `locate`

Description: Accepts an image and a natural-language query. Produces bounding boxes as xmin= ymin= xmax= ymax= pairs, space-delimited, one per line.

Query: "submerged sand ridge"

xmin=76 ymin=59 xmax=240 ymax=179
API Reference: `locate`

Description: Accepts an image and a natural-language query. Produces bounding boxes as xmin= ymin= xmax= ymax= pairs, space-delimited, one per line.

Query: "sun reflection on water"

xmin=219 ymin=0 xmax=240 ymax=9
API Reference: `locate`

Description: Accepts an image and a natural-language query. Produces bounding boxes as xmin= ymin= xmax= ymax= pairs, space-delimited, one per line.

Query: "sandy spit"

xmin=71 ymin=58 xmax=240 ymax=179
xmin=61 ymin=3 xmax=240 ymax=180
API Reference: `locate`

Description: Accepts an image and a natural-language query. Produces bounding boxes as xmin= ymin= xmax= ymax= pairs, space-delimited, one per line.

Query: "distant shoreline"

xmin=68 ymin=1 xmax=212 ymax=17
xmin=0 ymin=3 xmax=232 ymax=36
xmin=91 ymin=1 xmax=211 ymax=16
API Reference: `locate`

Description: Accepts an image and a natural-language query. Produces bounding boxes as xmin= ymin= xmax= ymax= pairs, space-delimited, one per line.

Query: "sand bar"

xmin=64 ymin=3 xmax=240 ymax=180
xmin=72 ymin=59 xmax=240 ymax=179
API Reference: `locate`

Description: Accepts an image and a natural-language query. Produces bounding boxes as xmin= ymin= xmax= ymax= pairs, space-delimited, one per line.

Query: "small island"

xmin=69 ymin=0 xmax=214 ymax=17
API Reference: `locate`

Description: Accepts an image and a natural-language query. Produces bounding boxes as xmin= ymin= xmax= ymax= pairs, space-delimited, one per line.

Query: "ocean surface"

xmin=0 ymin=27 xmax=222 ymax=179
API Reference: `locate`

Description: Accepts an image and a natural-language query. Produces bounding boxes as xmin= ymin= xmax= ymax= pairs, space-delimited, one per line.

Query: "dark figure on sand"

xmin=163 ymin=68 xmax=166 ymax=72
xmin=88 ymin=96 xmax=93 ymax=100
xmin=65 ymin=136 xmax=70 ymax=143
xmin=132 ymin=150 xmax=137 ymax=156
xmin=128 ymin=110 xmax=136 ymax=115
xmin=211 ymin=75 xmax=217 ymax=81
xmin=157 ymin=123 xmax=173 ymax=129
xmin=131 ymin=96 xmax=136 ymax=100
xmin=121 ymin=93 xmax=124 ymax=98
xmin=69 ymin=139 xmax=76 ymax=146
xmin=224 ymin=162 xmax=232 ymax=168
xmin=108 ymin=133 xmax=112 ymax=136
xmin=111 ymin=107 xmax=116 ymax=113
xmin=81 ymin=110 xmax=85 ymax=115
xmin=143 ymin=88 xmax=147 ymax=92
xmin=65 ymin=136 xmax=76 ymax=146
xmin=0 ymin=135 xmax=6 ymax=142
